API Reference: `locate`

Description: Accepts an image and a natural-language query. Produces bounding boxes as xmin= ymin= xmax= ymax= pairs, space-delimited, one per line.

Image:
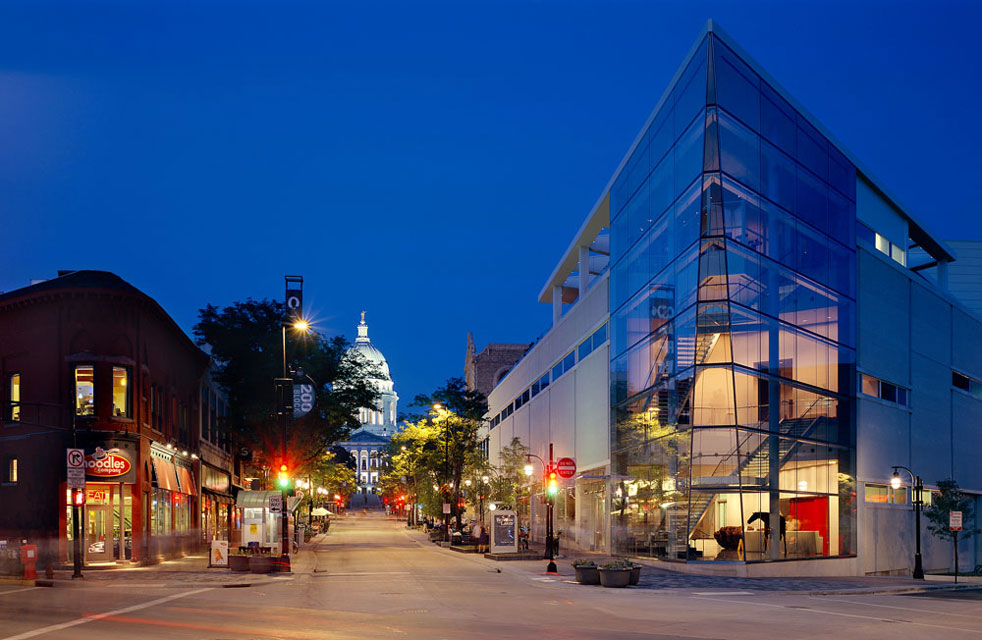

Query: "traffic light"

xmin=71 ymin=488 xmax=85 ymax=506
xmin=546 ymin=470 xmax=559 ymax=497
xmin=277 ymin=464 xmax=291 ymax=490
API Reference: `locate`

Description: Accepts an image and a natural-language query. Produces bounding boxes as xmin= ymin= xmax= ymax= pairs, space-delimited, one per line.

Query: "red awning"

xmin=176 ymin=466 xmax=195 ymax=496
xmin=152 ymin=457 xmax=179 ymax=492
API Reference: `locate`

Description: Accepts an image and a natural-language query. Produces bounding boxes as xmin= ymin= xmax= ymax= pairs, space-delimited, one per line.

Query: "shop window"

xmin=864 ymin=483 xmax=906 ymax=505
xmin=74 ymin=365 xmax=95 ymax=416
xmin=9 ymin=373 xmax=20 ymax=422
xmin=112 ymin=367 xmax=130 ymax=418
xmin=3 ymin=457 xmax=16 ymax=483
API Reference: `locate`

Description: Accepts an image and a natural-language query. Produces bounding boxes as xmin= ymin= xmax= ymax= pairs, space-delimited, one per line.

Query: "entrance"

xmin=86 ymin=505 xmax=112 ymax=562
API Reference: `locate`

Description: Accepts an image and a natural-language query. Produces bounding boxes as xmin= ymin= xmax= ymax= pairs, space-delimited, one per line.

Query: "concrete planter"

xmin=229 ymin=555 xmax=250 ymax=572
xmin=574 ymin=565 xmax=600 ymax=585
xmin=249 ymin=555 xmax=272 ymax=574
xmin=629 ymin=565 xmax=641 ymax=586
xmin=598 ymin=567 xmax=632 ymax=588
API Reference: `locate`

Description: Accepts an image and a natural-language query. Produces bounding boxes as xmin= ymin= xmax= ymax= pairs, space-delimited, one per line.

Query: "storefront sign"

xmin=86 ymin=489 xmax=108 ymax=502
xmin=85 ymin=448 xmax=132 ymax=478
xmin=210 ymin=540 xmax=229 ymax=567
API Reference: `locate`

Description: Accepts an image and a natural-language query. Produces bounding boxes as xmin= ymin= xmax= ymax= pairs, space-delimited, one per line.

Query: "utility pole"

xmin=546 ymin=443 xmax=557 ymax=573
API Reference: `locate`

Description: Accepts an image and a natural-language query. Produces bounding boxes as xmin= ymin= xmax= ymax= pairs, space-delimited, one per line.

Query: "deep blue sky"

xmin=1 ymin=1 xmax=979 ymax=405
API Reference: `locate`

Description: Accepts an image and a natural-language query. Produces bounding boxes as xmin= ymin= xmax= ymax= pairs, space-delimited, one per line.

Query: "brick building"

xmin=0 ymin=270 xmax=211 ymax=568
xmin=463 ymin=333 xmax=530 ymax=399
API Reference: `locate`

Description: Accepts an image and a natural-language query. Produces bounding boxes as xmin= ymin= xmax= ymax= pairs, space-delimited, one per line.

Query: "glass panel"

xmin=718 ymin=111 xmax=760 ymax=192
xmin=714 ymin=40 xmax=760 ymax=131
xmin=861 ymin=374 xmax=879 ymax=397
xmin=675 ymin=113 xmax=705 ymax=197
xmin=693 ymin=367 xmax=736 ymax=426
xmin=760 ymin=83 xmax=795 ymax=155
xmin=112 ymin=367 xmax=129 ymax=418
xmin=675 ymin=39 xmax=708 ymax=132
xmin=795 ymin=167 xmax=829 ymax=235
xmin=796 ymin=118 xmax=829 ymax=182
xmin=75 ymin=365 xmax=95 ymax=416
xmin=760 ymin=140 xmax=796 ymax=213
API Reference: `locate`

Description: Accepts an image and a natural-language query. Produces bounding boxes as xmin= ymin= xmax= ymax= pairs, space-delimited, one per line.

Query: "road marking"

xmin=321 ymin=571 xmax=411 ymax=577
xmin=813 ymin=596 xmax=982 ymax=620
xmin=693 ymin=591 xmax=755 ymax=596
xmin=0 ymin=587 xmax=212 ymax=640
xmin=0 ymin=588 xmax=39 ymax=597
xmin=696 ymin=596 xmax=982 ymax=635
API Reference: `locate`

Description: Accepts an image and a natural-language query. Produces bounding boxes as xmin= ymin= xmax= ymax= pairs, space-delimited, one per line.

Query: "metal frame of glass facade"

xmin=610 ymin=33 xmax=857 ymax=563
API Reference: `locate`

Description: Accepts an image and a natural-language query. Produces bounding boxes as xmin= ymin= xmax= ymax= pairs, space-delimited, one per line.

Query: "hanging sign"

xmin=293 ymin=374 xmax=316 ymax=419
xmin=285 ymin=275 xmax=303 ymax=317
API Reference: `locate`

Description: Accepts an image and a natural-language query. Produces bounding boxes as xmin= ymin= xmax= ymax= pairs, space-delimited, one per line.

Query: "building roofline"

xmin=538 ymin=19 xmax=954 ymax=302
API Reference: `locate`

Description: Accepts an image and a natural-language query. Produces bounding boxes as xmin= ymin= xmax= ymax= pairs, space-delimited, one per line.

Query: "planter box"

xmin=599 ymin=567 xmax=632 ymax=588
xmin=229 ymin=555 xmax=250 ymax=572
xmin=574 ymin=566 xmax=600 ymax=585
xmin=629 ymin=565 xmax=641 ymax=586
xmin=249 ymin=555 xmax=272 ymax=574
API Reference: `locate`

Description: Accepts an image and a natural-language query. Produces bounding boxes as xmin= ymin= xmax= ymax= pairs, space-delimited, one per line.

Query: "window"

xmin=865 ymin=483 xmax=906 ymax=505
xmin=112 ymin=367 xmax=130 ymax=418
xmin=74 ymin=365 xmax=95 ymax=416
xmin=870 ymin=231 xmax=907 ymax=267
xmin=860 ymin=374 xmax=909 ymax=407
xmin=952 ymin=371 xmax=982 ymax=399
xmin=9 ymin=373 xmax=20 ymax=422
xmin=578 ymin=336 xmax=594 ymax=361
xmin=3 ymin=457 xmax=17 ymax=484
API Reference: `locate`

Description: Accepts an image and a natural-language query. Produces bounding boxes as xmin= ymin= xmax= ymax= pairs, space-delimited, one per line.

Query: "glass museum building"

xmin=483 ymin=21 xmax=982 ymax=576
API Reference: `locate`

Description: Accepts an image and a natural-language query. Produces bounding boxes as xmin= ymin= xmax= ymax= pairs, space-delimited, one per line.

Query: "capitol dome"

xmin=347 ymin=312 xmax=391 ymax=381
xmin=341 ymin=312 xmax=399 ymax=440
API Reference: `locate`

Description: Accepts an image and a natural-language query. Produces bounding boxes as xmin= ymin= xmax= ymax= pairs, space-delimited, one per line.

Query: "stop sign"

xmin=555 ymin=457 xmax=577 ymax=479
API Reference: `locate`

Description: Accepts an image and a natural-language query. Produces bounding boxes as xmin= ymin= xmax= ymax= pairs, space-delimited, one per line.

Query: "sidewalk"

xmin=408 ymin=527 xmax=978 ymax=597
xmin=26 ymin=534 xmax=330 ymax=588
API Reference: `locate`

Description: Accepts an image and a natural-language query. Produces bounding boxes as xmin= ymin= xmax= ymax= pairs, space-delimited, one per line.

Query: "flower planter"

xmin=598 ymin=567 xmax=632 ymax=588
xmin=229 ymin=555 xmax=250 ymax=572
xmin=249 ymin=555 xmax=272 ymax=574
xmin=629 ymin=565 xmax=641 ymax=586
xmin=574 ymin=565 xmax=600 ymax=585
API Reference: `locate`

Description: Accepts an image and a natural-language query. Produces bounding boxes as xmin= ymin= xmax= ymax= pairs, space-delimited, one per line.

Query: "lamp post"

xmin=891 ymin=466 xmax=924 ymax=580
xmin=526 ymin=446 xmax=557 ymax=573
xmin=433 ymin=403 xmax=454 ymax=542
xmin=277 ymin=317 xmax=310 ymax=561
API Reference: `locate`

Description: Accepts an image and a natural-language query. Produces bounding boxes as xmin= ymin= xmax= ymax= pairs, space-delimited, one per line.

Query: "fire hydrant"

xmin=20 ymin=544 xmax=38 ymax=581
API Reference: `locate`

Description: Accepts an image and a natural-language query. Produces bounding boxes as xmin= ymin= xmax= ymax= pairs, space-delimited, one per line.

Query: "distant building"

xmin=336 ymin=312 xmax=398 ymax=495
xmin=464 ymin=333 xmax=531 ymax=398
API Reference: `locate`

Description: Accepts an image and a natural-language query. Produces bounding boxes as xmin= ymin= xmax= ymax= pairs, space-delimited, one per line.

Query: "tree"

xmin=924 ymin=479 xmax=981 ymax=580
xmin=193 ymin=299 xmax=381 ymax=472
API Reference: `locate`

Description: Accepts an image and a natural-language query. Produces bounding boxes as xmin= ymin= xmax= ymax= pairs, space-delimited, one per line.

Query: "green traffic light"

xmin=278 ymin=476 xmax=290 ymax=489
xmin=547 ymin=484 xmax=558 ymax=496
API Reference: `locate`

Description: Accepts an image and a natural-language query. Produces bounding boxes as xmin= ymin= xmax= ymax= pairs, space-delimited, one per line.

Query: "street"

xmin=0 ymin=513 xmax=981 ymax=639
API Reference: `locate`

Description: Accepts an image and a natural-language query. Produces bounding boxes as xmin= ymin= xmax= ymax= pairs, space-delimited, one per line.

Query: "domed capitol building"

xmin=337 ymin=312 xmax=399 ymax=495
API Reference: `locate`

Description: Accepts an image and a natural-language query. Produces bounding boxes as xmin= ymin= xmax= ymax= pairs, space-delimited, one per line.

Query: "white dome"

xmin=344 ymin=311 xmax=391 ymax=381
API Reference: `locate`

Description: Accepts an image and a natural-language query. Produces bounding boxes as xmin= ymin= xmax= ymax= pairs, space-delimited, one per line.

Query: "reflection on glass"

xmin=75 ymin=365 xmax=95 ymax=416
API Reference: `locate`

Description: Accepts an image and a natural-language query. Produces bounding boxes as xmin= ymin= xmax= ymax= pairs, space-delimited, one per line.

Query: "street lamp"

xmin=276 ymin=316 xmax=311 ymax=562
xmin=433 ymin=403 xmax=455 ymax=542
xmin=891 ymin=466 xmax=925 ymax=580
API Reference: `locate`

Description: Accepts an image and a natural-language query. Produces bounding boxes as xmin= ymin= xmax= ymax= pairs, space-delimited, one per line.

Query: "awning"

xmin=235 ymin=490 xmax=282 ymax=509
xmin=176 ymin=466 xmax=195 ymax=496
xmin=311 ymin=507 xmax=330 ymax=516
xmin=152 ymin=457 xmax=179 ymax=492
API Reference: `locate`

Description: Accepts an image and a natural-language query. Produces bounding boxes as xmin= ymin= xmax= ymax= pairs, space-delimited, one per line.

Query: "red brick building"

xmin=0 ymin=270 xmax=211 ymax=568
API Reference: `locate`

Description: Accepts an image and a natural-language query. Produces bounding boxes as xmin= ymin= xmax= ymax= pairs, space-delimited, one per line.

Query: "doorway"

xmin=86 ymin=505 xmax=112 ymax=562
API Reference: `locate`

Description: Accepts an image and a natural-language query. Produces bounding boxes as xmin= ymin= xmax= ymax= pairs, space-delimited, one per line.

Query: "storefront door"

xmin=86 ymin=505 xmax=112 ymax=562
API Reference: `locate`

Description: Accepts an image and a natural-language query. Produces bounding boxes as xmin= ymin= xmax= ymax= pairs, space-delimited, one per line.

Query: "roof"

xmin=0 ymin=270 xmax=208 ymax=363
xmin=235 ymin=490 xmax=282 ymax=508
xmin=340 ymin=429 xmax=391 ymax=444
xmin=538 ymin=19 xmax=956 ymax=300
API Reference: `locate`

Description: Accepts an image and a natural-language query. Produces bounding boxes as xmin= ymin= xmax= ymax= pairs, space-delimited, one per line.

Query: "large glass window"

xmin=112 ymin=367 xmax=130 ymax=418
xmin=9 ymin=373 xmax=20 ymax=422
xmin=74 ymin=365 xmax=95 ymax=416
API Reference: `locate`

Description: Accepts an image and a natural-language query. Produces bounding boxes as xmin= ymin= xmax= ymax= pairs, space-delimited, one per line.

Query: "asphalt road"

xmin=2 ymin=512 xmax=982 ymax=639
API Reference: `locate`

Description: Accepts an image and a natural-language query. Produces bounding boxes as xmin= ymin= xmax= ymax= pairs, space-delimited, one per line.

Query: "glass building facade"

xmin=610 ymin=34 xmax=857 ymax=563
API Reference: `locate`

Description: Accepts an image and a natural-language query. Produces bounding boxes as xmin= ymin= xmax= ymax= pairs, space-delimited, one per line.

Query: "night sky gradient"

xmin=1 ymin=1 xmax=979 ymax=405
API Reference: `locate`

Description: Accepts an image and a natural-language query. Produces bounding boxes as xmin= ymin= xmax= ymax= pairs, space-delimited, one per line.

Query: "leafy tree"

xmin=924 ymin=479 xmax=981 ymax=579
xmin=409 ymin=376 xmax=487 ymax=421
xmin=193 ymin=298 xmax=380 ymax=471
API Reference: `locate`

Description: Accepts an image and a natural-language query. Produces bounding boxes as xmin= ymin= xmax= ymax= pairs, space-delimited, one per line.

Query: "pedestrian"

xmin=472 ymin=520 xmax=486 ymax=553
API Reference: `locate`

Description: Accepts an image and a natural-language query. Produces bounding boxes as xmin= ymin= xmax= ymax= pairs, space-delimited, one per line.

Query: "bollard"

xmin=20 ymin=544 xmax=38 ymax=581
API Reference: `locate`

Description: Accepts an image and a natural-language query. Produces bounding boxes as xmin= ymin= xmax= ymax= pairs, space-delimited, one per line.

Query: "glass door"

xmin=86 ymin=505 xmax=112 ymax=562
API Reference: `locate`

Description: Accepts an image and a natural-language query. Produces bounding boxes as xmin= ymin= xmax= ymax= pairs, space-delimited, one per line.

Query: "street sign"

xmin=269 ymin=494 xmax=283 ymax=514
xmin=556 ymin=457 xmax=577 ymax=479
xmin=442 ymin=503 xmax=451 ymax=514
xmin=950 ymin=511 xmax=963 ymax=531
xmin=67 ymin=448 xmax=85 ymax=489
